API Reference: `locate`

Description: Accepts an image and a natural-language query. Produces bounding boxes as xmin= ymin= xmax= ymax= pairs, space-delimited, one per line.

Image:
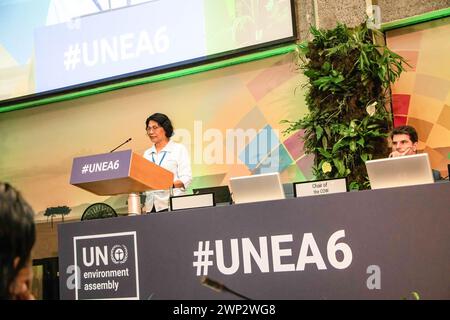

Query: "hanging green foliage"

xmin=283 ymin=22 xmax=409 ymax=190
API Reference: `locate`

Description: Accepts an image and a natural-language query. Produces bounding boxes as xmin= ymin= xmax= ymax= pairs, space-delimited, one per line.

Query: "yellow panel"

xmin=436 ymin=104 xmax=450 ymax=130
xmin=445 ymin=90 xmax=450 ymax=106
xmin=408 ymin=94 xmax=444 ymax=123
xmin=391 ymin=72 xmax=416 ymax=95
xmin=426 ymin=124 xmax=450 ymax=148
xmin=415 ymin=23 xmax=450 ymax=79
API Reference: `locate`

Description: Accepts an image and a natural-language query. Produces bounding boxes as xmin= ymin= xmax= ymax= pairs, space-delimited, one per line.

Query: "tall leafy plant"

xmin=284 ymin=22 xmax=408 ymax=190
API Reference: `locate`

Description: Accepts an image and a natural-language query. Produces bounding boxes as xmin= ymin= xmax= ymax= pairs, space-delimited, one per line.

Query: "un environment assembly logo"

xmin=111 ymin=245 xmax=128 ymax=264
xmin=73 ymin=231 xmax=139 ymax=300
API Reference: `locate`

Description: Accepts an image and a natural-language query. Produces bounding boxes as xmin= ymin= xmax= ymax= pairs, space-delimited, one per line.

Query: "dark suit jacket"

xmin=432 ymin=169 xmax=442 ymax=182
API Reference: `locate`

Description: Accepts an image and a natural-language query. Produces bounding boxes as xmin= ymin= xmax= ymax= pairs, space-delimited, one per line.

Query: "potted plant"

xmin=283 ymin=22 xmax=408 ymax=190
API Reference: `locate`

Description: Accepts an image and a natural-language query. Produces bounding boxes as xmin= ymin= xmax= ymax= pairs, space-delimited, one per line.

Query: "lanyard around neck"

xmin=151 ymin=151 xmax=167 ymax=166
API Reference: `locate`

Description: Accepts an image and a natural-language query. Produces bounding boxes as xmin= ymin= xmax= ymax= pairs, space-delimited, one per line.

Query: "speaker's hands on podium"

xmin=172 ymin=180 xmax=185 ymax=189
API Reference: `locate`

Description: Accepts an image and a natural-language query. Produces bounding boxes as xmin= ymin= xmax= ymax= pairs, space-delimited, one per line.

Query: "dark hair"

xmin=145 ymin=113 xmax=174 ymax=138
xmin=0 ymin=183 xmax=36 ymax=300
xmin=391 ymin=125 xmax=418 ymax=143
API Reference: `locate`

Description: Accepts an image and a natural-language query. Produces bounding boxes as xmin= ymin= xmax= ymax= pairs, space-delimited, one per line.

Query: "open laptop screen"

xmin=365 ymin=153 xmax=434 ymax=190
xmin=229 ymin=172 xmax=285 ymax=204
xmin=192 ymin=185 xmax=231 ymax=204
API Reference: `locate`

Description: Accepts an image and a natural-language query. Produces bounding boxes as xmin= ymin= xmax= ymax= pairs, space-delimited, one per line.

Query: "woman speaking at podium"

xmin=143 ymin=113 xmax=192 ymax=213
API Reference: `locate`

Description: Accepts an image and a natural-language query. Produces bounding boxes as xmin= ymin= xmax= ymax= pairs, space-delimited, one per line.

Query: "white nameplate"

xmin=170 ymin=193 xmax=215 ymax=211
xmin=294 ymin=178 xmax=347 ymax=197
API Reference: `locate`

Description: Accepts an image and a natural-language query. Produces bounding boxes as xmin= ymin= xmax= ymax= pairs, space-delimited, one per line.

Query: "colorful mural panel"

xmin=387 ymin=16 xmax=450 ymax=176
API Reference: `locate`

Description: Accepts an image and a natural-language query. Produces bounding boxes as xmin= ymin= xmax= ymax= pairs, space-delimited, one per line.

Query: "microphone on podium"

xmin=110 ymin=138 xmax=132 ymax=153
xmin=200 ymin=276 xmax=251 ymax=300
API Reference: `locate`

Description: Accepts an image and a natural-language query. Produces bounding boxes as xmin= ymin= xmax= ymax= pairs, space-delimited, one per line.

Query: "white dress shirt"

xmin=143 ymin=140 xmax=192 ymax=212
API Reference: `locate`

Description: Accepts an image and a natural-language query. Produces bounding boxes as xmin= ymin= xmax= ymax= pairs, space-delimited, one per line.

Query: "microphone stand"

xmin=200 ymin=276 xmax=251 ymax=300
xmin=110 ymin=138 xmax=132 ymax=153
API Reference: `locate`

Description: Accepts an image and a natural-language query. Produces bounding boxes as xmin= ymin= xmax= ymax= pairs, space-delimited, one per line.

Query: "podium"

xmin=70 ymin=149 xmax=174 ymax=214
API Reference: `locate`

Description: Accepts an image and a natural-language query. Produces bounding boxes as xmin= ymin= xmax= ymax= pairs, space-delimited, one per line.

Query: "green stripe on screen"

xmin=381 ymin=7 xmax=450 ymax=31
xmin=0 ymin=44 xmax=296 ymax=114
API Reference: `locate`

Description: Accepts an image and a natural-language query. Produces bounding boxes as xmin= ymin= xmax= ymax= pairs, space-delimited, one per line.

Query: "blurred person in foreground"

xmin=0 ymin=182 xmax=36 ymax=300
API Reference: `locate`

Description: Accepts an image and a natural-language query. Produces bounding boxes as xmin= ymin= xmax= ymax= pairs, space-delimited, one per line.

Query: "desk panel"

xmin=59 ymin=182 xmax=450 ymax=299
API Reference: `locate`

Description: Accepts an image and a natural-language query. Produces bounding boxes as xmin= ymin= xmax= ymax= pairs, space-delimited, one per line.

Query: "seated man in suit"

xmin=389 ymin=125 xmax=442 ymax=181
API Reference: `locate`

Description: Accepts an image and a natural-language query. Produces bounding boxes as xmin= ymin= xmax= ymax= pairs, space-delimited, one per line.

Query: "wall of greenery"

xmin=284 ymin=22 xmax=408 ymax=190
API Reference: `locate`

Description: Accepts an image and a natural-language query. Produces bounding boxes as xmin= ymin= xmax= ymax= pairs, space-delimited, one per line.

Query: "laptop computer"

xmin=229 ymin=172 xmax=286 ymax=204
xmin=192 ymin=185 xmax=232 ymax=205
xmin=365 ymin=153 xmax=434 ymax=190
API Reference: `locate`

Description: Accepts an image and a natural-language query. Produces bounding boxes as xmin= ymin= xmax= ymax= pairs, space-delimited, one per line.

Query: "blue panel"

xmin=255 ymin=143 xmax=293 ymax=174
xmin=239 ymin=125 xmax=279 ymax=171
xmin=0 ymin=0 xmax=50 ymax=64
